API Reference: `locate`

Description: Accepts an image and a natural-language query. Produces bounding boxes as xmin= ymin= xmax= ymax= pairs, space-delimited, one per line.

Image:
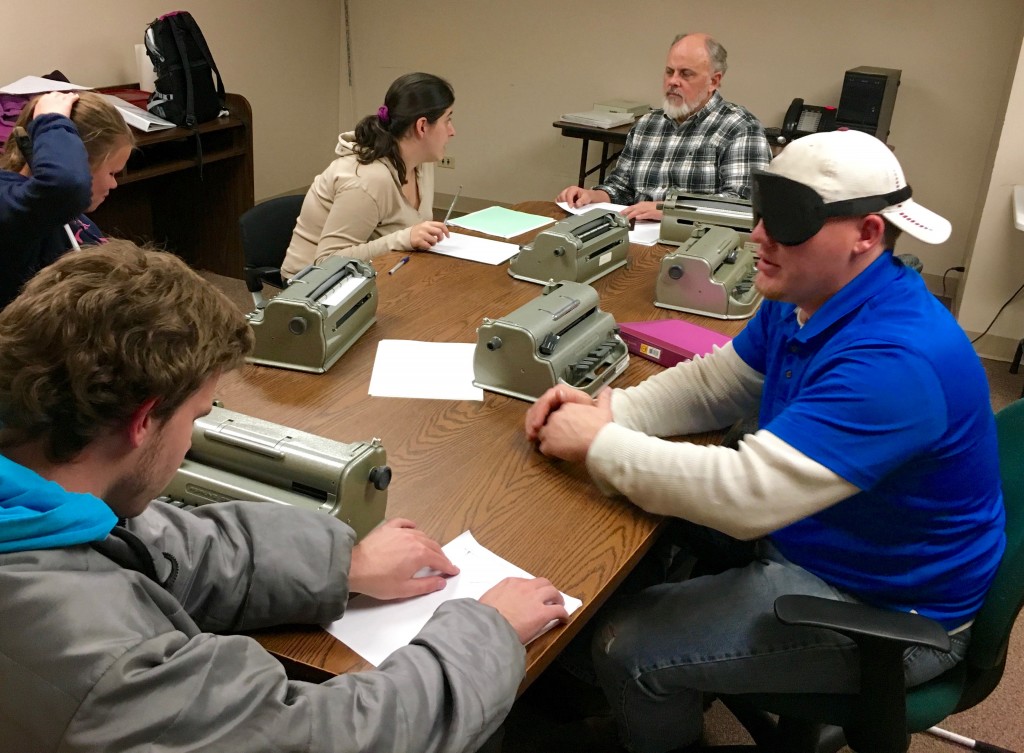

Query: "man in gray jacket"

xmin=0 ymin=240 xmax=568 ymax=753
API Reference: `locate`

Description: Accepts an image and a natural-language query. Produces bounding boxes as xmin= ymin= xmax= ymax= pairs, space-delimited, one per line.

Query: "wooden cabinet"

xmin=90 ymin=92 xmax=254 ymax=278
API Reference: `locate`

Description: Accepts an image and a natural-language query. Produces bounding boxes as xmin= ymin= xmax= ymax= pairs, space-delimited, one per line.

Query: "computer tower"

xmin=835 ymin=66 xmax=901 ymax=142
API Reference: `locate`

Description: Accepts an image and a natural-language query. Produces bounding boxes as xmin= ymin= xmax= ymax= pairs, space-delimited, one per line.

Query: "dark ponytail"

xmin=352 ymin=72 xmax=454 ymax=185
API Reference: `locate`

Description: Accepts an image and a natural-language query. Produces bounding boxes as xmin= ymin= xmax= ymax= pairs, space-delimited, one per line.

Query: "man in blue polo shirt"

xmin=525 ymin=129 xmax=1005 ymax=753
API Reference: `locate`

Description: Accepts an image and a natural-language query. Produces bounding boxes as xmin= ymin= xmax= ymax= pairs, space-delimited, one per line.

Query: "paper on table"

xmin=0 ymin=76 xmax=92 ymax=95
xmin=369 ymin=340 xmax=482 ymax=401
xmin=431 ymin=233 xmax=519 ymax=265
xmin=447 ymin=206 xmax=554 ymax=238
xmin=555 ymin=201 xmax=661 ymax=245
xmin=556 ymin=200 xmax=628 ymax=216
xmin=326 ymin=531 xmax=584 ymax=666
xmin=628 ymin=221 xmax=662 ymax=246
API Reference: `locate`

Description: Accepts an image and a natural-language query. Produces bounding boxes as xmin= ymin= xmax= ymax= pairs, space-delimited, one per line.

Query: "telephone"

xmin=777 ymin=98 xmax=837 ymax=145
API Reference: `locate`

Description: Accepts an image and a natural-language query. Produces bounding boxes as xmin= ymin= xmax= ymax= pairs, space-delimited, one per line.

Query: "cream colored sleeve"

xmin=314 ymin=184 xmax=413 ymax=263
xmin=611 ymin=341 xmax=764 ymax=436
xmin=586 ymin=427 xmax=859 ymax=540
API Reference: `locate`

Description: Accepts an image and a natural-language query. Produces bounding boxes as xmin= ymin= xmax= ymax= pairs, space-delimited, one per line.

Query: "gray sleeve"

xmin=63 ymin=599 xmax=524 ymax=753
xmin=126 ymin=501 xmax=354 ymax=632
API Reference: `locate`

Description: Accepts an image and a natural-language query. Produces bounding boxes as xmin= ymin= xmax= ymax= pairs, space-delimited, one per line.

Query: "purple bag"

xmin=0 ymin=93 xmax=30 ymax=153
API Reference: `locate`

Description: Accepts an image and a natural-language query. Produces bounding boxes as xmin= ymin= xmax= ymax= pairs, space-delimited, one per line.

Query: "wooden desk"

xmin=217 ymin=202 xmax=745 ymax=688
xmin=553 ymin=120 xmax=631 ymax=188
xmin=90 ymin=92 xmax=254 ymax=278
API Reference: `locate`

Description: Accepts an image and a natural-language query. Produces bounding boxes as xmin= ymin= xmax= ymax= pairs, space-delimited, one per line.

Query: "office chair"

xmin=701 ymin=398 xmax=1024 ymax=753
xmin=239 ymin=192 xmax=305 ymax=307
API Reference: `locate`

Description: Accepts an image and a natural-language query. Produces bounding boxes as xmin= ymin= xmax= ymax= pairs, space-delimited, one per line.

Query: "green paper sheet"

xmin=447 ymin=206 xmax=554 ymax=238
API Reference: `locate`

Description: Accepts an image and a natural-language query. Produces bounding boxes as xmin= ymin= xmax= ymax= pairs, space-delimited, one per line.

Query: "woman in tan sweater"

xmin=281 ymin=73 xmax=456 ymax=278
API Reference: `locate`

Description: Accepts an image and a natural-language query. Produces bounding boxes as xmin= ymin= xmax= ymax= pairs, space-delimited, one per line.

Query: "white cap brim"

xmin=880 ymin=198 xmax=951 ymax=245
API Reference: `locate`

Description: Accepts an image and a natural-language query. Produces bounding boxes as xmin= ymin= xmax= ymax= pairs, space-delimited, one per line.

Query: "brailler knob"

xmin=487 ymin=336 xmax=502 ymax=351
xmin=288 ymin=316 xmax=308 ymax=335
xmin=668 ymin=265 xmax=684 ymax=280
xmin=368 ymin=466 xmax=392 ymax=491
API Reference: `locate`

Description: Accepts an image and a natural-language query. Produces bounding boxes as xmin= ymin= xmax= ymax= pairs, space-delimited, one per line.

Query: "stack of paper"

xmin=560 ymin=109 xmax=635 ymax=129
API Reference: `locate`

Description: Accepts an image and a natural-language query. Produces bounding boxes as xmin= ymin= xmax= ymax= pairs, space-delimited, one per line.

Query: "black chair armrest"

xmin=775 ymin=595 xmax=951 ymax=653
xmin=774 ymin=595 xmax=953 ymax=753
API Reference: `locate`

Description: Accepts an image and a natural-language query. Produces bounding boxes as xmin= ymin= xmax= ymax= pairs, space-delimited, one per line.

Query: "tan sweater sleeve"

xmin=586 ymin=341 xmax=858 ymax=539
xmin=314 ymin=183 xmax=414 ymax=263
xmin=611 ymin=341 xmax=764 ymax=436
xmin=586 ymin=427 xmax=859 ymax=540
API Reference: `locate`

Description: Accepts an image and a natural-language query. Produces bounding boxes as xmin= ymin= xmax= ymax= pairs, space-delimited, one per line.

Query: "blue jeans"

xmin=587 ymin=529 xmax=969 ymax=753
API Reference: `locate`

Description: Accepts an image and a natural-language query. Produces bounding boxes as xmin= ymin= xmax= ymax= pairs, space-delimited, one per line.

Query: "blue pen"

xmin=388 ymin=256 xmax=410 ymax=275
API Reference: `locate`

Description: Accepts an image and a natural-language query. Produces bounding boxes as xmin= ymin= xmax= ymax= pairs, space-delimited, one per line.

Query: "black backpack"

xmin=144 ymin=11 xmax=225 ymax=128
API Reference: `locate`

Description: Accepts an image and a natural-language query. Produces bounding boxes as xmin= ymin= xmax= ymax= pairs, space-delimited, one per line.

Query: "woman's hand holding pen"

xmin=33 ymin=91 xmax=79 ymax=119
xmin=410 ymin=220 xmax=450 ymax=250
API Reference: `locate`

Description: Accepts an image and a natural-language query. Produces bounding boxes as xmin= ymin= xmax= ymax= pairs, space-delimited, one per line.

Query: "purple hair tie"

xmin=377 ymin=105 xmax=390 ymax=124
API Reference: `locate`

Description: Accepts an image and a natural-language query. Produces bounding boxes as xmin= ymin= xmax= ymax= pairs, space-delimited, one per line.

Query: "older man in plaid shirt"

xmin=557 ymin=33 xmax=770 ymax=222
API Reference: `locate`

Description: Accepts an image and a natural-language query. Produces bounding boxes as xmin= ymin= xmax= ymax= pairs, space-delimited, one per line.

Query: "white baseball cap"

xmin=761 ymin=129 xmax=951 ymax=245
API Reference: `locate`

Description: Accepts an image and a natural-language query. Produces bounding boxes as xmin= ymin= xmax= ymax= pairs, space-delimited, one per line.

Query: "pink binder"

xmin=618 ymin=319 xmax=732 ymax=368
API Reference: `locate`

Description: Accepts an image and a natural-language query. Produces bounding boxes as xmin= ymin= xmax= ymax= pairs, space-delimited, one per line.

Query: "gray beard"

xmin=662 ymin=95 xmax=697 ymax=121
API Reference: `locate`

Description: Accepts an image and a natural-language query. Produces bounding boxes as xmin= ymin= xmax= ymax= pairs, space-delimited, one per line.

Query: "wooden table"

xmin=552 ymin=120 xmax=631 ymax=188
xmin=216 ymin=201 xmax=746 ymax=688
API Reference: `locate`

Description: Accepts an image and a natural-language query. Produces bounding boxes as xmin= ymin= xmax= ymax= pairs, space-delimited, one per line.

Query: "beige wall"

xmin=957 ymin=21 xmax=1024 ymax=356
xmin=344 ymin=0 xmax=1024 ymax=282
xmin=9 ymin=1 xmax=1024 ymax=355
xmin=0 ymin=0 xmax=342 ymax=200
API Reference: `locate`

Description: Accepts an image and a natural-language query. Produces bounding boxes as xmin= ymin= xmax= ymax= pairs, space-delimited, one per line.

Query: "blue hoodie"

xmin=0 ymin=112 xmax=99 ymax=309
xmin=0 ymin=453 xmax=116 ymax=553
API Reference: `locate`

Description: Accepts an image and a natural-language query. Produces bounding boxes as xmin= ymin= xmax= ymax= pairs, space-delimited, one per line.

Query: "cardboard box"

xmin=618 ymin=319 xmax=732 ymax=368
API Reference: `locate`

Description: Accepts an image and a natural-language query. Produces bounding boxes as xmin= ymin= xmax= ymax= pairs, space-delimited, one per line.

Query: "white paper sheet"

xmin=628 ymin=221 xmax=662 ymax=245
xmin=555 ymin=201 xmax=662 ymax=245
xmin=0 ymin=76 xmax=92 ymax=95
xmin=368 ymin=340 xmax=482 ymax=401
xmin=556 ymin=200 xmax=629 ymax=216
xmin=326 ymin=531 xmax=584 ymax=666
xmin=431 ymin=234 xmax=519 ymax=265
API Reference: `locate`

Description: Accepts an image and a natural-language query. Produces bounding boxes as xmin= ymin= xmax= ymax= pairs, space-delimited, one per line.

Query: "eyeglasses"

xmin=750 ymin=170 xmax=911 ymax=246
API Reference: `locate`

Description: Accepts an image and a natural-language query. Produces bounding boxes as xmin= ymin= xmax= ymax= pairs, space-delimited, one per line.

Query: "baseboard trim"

xmin=968 ymin=332 xmax=1018 ymax=363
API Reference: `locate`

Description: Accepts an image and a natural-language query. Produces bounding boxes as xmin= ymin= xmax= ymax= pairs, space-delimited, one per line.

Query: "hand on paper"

xmin=479 ymin=577 xmax=569 ymax=644
xmin=33 ymin=91 xmax=79 ymax=119
xmin=349 ymin=518 xmax=459 ymax=600
xmin=529 ymin=388 xmax=613 ymax=463
xmin=555 ymin=185 xmax=611 ymax=209
xmin=410 ymin=220 xmax=450 ymax=250
xmin=621 ymin=201 xmax=662 ymax=222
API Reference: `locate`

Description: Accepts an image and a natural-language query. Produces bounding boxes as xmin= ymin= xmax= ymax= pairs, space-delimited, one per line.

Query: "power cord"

xmin=942 ymin=266 xmax=965 ymax=298
xmin=970 ymin=278 xmax=1024 ymax=344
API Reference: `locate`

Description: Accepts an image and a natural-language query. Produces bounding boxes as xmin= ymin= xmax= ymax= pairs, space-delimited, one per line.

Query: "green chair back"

xmin=904 ymin=398 xmax=1024 ymax=728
